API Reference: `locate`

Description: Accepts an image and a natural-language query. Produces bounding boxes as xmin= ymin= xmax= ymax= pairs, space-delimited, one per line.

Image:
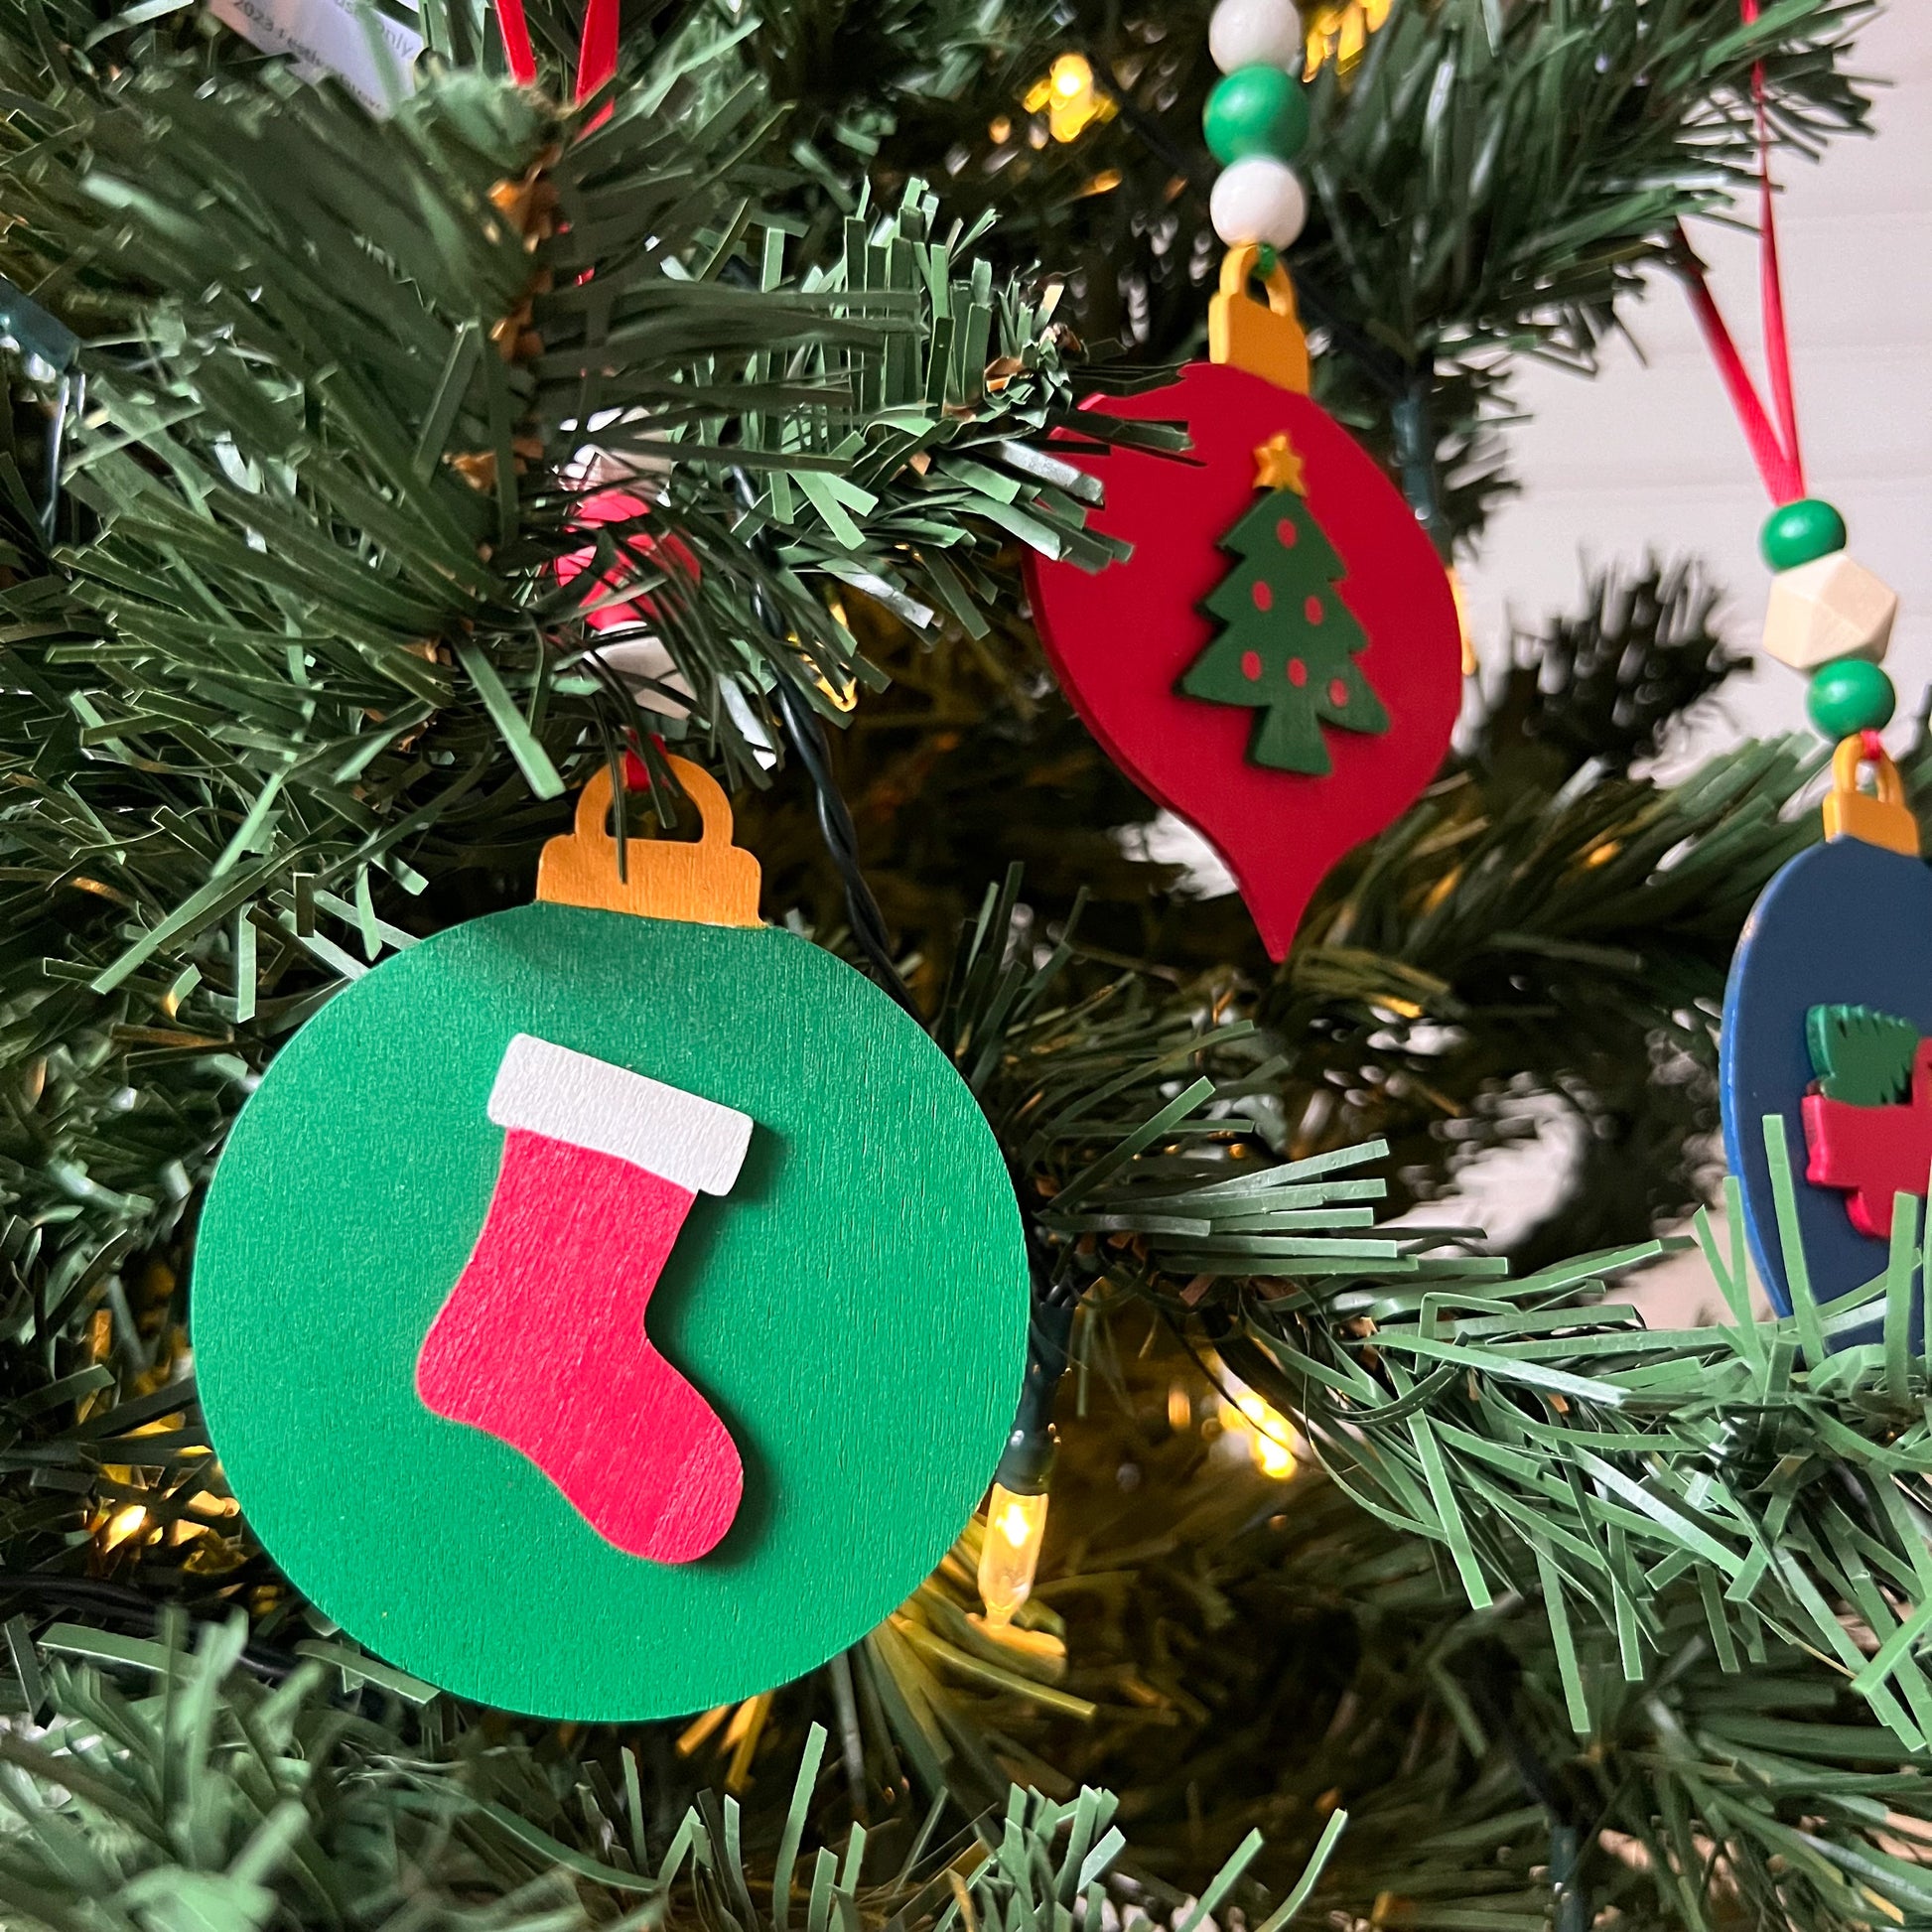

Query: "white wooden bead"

xmin=1761 ymin=552 xmax=1898 ymax=671
xmin=1208 ymin=0 xmax=1303 ymax=74
xmin=1209 ymin=157 xmax=1308 ymax=249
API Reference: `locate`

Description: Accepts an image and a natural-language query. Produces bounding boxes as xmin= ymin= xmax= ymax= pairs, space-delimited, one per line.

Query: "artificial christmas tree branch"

xmin=863 ymin=0 xmax=1874 ymax=548
xmin=888 ymin=1371 xmax=1932 ymax=1932
xmin=0 ymin=1618 xmax=1352 ymax=1931
xmin=1 ymin=4 xmax=1928 ymax=1928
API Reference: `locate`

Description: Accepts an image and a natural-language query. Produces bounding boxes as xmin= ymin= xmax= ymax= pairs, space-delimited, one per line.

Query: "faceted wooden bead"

xmin=1761 ymin=497 xmax=1848 ymax=572
xmin=1807 ymin=657 xmax=1896 ymax=738
xmin=1760 ymin=552 xmax=1898 ymax=671
xmin=1204 ymin=66 xmax=1311 ymax=164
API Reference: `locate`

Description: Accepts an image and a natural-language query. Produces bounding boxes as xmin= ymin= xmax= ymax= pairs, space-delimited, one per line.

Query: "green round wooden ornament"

xmin=1761 ymin=496 xmax=1848 ymax=572
xmin=1203 ymin=65 xmax=1310 ymax=165
xmin=194 ymin=759 xmax=1029 ymax=1721
xmin=1807 ymin=657 xmax=1895 ymax=738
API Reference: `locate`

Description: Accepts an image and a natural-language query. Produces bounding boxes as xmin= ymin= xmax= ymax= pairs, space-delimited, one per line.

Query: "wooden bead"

xmin=1760 ymin=552 xmax=1897 ymax=672
xmin=1208 ymin=0 xmax=1303 ymax=73
xmin=1204 ymin=66 xmax=1310 ymax=164
xmin=1807 ymin=658 xmax=1895 ymax=738
xmin=1761 ymin=496 xmax=1847 ymax=572
xmin=1210 ymin=157 xmax=1308 ymax=249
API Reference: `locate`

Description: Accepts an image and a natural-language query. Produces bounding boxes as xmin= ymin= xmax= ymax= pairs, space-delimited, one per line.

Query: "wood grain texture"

xmin=1207 ymin=244 xmax=1311 ymax=394
xmin=486 ymin=1033 xmax=752 ymax=1195
xmin=194 ymin=906 xmax=1028 ymax=1720
xmin=416 ymin=1127 xmax=743 ymax=1564
xmin=1761 ymin=551 xmax=1899 ymax=669
xmin=537 ymin=758 xmax=761 ymax=926
xmin=1024 ymin=362 xmax=1461 ymax=960
xmin=1723 ymin=835 xmax=1932 ymax=1314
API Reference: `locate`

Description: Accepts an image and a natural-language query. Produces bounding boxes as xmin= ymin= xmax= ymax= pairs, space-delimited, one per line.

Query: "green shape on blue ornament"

xmin=1807 ymin=1003 xmax=1920 ymax=1106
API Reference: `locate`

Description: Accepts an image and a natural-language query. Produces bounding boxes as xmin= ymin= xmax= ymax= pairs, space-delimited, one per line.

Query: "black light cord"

xmin=701 ymin=329 xmax=919 ymax=1019
xmin=1463 ymin=1641 xmax=1594 ymax=1932
xmin=768 ymin=675 xmax=916 ymax=1016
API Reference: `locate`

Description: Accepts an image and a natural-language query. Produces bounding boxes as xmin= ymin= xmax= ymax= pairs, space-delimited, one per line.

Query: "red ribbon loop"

xmin=491 ymin=0 xmax=619 ymax=103
xmin=1676 ymin=0 xmax=1806 ymax=506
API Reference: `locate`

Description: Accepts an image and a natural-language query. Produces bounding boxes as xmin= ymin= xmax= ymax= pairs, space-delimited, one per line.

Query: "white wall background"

xmin=1152 ymin=9 xmax=1929 ymax=1299
xmin=1448 ymin=3 xmax=1930 ymax=1311
xmin=1459 ymin=3 xmax=1932 ymax=762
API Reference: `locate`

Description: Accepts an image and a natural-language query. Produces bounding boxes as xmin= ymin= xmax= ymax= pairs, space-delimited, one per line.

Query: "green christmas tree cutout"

xmin=1807 ymin=1003 xmax=1921 ymax=1104
xmin=1179 ymin=454 xmax=1390 ymax=776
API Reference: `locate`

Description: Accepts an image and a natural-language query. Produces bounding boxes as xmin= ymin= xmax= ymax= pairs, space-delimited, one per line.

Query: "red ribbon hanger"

xmin=494 ymin=0 xmax=618 ymax=101
xmin=1676 ymin=0 xmax=1806 ymax=507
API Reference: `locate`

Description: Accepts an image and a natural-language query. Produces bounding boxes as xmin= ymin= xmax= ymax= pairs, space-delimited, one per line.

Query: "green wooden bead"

xmin=1807 ymin=657 xmax=1895 ymax=738
xmin=1203 ymin=66 xmax=1311 ymax=165
xmin=1761 ymin=497 xmax=1848 ymax=571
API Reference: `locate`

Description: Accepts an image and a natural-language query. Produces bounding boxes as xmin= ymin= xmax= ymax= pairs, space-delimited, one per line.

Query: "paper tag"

xmin=207 ymin=0 xmax=424 ymax=115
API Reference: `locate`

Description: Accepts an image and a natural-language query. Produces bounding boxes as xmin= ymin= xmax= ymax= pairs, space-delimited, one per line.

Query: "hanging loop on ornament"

xmin=1208 ymin=244 xmax=1311 ymax=396
xmin=537 ymin=757 xmax=763 ymax=926
xmin=1822 ymin=735 xmax=1918 ymax=859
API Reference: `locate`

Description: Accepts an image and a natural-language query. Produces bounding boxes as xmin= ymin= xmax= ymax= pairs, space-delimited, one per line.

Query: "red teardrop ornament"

xmin=1026 ymin=362 xmax=1462 ymax=958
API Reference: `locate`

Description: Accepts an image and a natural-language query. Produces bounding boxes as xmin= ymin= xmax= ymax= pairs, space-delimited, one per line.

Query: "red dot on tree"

xmin=1304 ymin=594 xmax=1324 ymax=624
xmin=1241 ymin=649 xmax=1262 ymax=681
xmin=1251 ymin=580 xmax=1274 ymax=613
xmin=1328 ymin=678 xmax=1349 ymax=708
xmin=1276 ymin=518 xmax=1299 ymax=548
xmin=1288 ymin=658 xmax=1308 ymax=687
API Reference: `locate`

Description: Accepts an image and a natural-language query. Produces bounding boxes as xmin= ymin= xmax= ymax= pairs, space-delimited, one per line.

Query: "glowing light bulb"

xmin=978 ymin=1483 xmax=1049 ymax=1626
xmin=1224 ymin=1392 xmax=1298 ymax=1479
xmin=1305 ymin=0 xmax=1393 ymax=78
xmin=1022 ymin=53 xmax=1105 ymax=143
xmin=101 ymin=1503 xmax=149 ymax=1550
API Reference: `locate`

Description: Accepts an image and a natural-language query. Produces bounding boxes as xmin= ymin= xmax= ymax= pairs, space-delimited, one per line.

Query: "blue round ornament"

xmin=1722 ymin=809 xmax=1932 ymax=1320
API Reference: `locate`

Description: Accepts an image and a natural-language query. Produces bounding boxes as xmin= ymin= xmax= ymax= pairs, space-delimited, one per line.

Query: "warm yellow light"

xmin=978 ymin=1483 xmax=1049 ymax=1626
xmin=1228 ymin=1393 xmax=1298 ymax=1479
xmin=1447 ymin=563 xmax=1476 ymax=675
xmin=102 ymin=1503 xmax=149 ymax=1550
xmin=1024 ymin=52 xmax=1109 ymax=143
xmin=1305 ymin=0 xmax=1394 ymax=78
xmin=809 ymin=669 xmax=860 ymax=712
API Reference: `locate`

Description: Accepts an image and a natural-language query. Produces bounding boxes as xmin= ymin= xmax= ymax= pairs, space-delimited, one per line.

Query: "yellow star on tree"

xmin=1252 ymin=432 xmax=1307 ymax=493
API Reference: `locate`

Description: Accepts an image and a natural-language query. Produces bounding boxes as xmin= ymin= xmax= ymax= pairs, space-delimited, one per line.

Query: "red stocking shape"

xmin=1803 ymin=1038 xmax=1932 ymax=1239
xmin=416 ymin=1034 xmax=753 ymax=1563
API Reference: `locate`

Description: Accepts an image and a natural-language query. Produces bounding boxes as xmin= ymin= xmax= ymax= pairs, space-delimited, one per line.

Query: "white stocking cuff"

xmin=486 ymin=1034 xmax=752 ymax=1196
